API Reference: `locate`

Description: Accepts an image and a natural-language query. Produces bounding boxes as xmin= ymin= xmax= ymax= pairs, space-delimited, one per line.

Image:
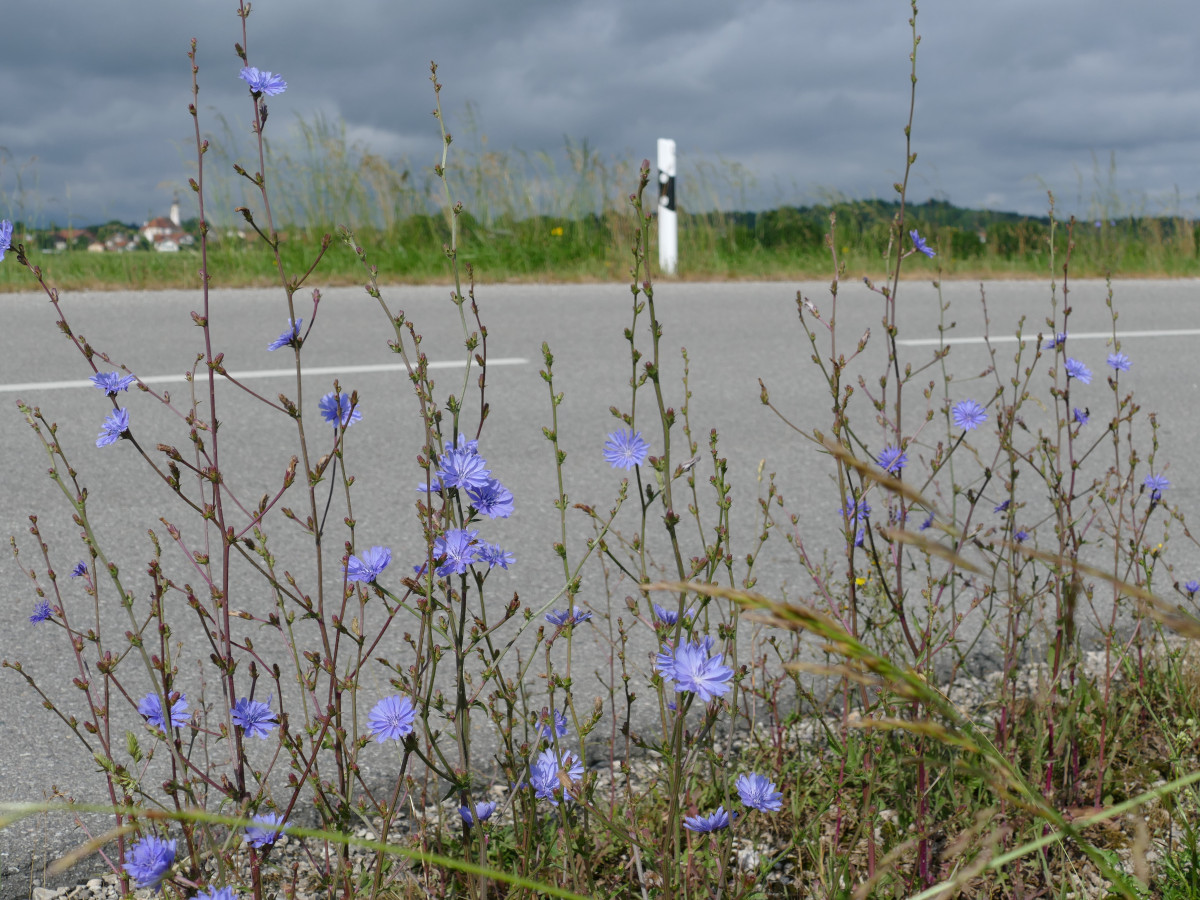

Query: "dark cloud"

xmin=1 ymin=0 xmax=1197 ymax=226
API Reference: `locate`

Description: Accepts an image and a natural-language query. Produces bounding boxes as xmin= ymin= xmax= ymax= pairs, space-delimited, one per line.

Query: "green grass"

xmin=6 ymin=206 xmax=1200 ymax=293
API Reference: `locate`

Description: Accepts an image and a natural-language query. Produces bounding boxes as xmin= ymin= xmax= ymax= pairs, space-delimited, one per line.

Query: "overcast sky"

xmin=2 ymin=0 xmax=1198 ymax=227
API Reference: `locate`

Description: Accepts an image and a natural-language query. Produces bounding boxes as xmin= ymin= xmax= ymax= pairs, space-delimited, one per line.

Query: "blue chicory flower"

xmin=477 ymin=542 xmax=515 ymax=570
xmin=460 ymin=801 xmax=496 ymax=825
xmin=345 ymin=546 xmax=391 ymax=584
xmin=139 ymin=692 xmax=190 ymax=730
xmin=654 ymin=637 xmax=734 ymax=703
xmin=603 ymin=429 xmax=650 ymax=470
xmin=1185 ymin=580 xmax=1200 ymax=596
xmin=909 ymin=230 xmax=935 ymax=258
xmin=195 ymin=888 xmax=237 ymax=900
xmin=1064 ymin=358 xmax=1092 ymax=384
xmin=1073 ymin=408 xmax=1089 ymax=425
xmin=840 ymin=492 xmax=870 ymax=524
xmin=546 ymin=606 xmax=592 ymax=627
xmin=90 ymin=371 xmax=136 ymax=396
xmin=536 ymin=707 xmax=569 ymax=741
xmin=433 ymin=528 xmax=479 ymax=576
xmin=920 ymin=512 xmax=935 ymax=531
xmin=0 ymin=219 xmax=11 ymax=262
xmin=123 ymin=835 xmax=176 ymax=891
xmin=1144 ymin=474 xmax=1170 ymax=502
xmin=70 ymin=561 xmax=87 ymax=577
xmin=1042 ymin=332 xmax=1067 ymax=350
xmin=436 ymin=435 xmax=491 ymax=491
xmin=684 ymin=807 xmax=734 ymax=833
xmin=96 ymin=408 xmax=129 ymax=448
xmin=528 ymin=748 xmax=584 ymax=806
xmin=367 ymin=695 xmax=416 ymax=743
xmin=994 ymin=500 xmax=1010 ymax=514
xmin=231 ymin=697 xmax=278 ymax=739
xmin=244 ymin=812 xmax=286 ymax=849
xmin=240 ymin=66 xmax=287 ymax=96
xmin=267 ymin=318 xmax=301 ymax=351
xmin=466 ymin=478 xmax=514 ymax=519
xmin=1015 ymin=530 xmax=1030 ymax=543
xmin=652 ymin=603 xmax=696 ymax=626
xmin=29 ymin=601 xmax=51 ymax=624
xmin=951 ymin=400 xmax=987 ymax=431
xmin=735 ymin=773 xmax=783 ymax=812
xmin=319 ymin=392 xmax=361 ymax=429
xmin=876 ymin=445 xmax=907 ymax=475
xmin=1107 ymin=352 xmax=1131 ymax=372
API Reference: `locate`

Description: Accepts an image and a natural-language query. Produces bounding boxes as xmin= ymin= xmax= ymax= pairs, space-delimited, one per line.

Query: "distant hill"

xmin=712 ymin=198 xmax=1047 ymax=236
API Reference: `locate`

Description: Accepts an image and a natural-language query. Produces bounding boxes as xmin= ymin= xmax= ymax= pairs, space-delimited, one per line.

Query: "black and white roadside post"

xmin=657 ymin=138 xmax=677 ymax=275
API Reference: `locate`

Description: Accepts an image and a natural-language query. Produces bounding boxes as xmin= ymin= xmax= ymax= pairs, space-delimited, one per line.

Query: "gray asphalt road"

xmin=2 ymin=277 xmax=1199 ymax=894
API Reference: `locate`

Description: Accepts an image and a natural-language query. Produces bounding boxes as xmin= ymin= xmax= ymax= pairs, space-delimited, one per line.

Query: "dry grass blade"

xmin=49 ymin=823 xmax=136 ymax=876
xmin=885 ymin=520 xmax=1200 ymax=640
xmin=643 ymin=580 xmax=1148 ymax=899
xmin=837 ymin=420 xmax=1200 ymax=643
xmin=879 ymin=527 xmax=986 ymax=575
xmin=818 ymin=435 xmax=985 ymax=574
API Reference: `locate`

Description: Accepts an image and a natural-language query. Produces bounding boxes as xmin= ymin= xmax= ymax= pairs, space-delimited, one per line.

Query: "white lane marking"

xmin=0 ymin=358 xmax=529 ymax=394
xmin=896 ymin=329 xmax=1200 ymax=347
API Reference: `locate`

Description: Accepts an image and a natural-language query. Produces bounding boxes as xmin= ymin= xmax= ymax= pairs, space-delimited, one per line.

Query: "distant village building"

xmin=43 ymin=200 xmax=190 ymax=255
xmin=105 ymin=232 xmax=136 ymax=252
xmin=141 ymin=197 xmax=192 ymax=252
xmin=50 ymin=228 xmax=92 ymax=252
xmin=142 ymin=216 xmax=176 ymax=242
